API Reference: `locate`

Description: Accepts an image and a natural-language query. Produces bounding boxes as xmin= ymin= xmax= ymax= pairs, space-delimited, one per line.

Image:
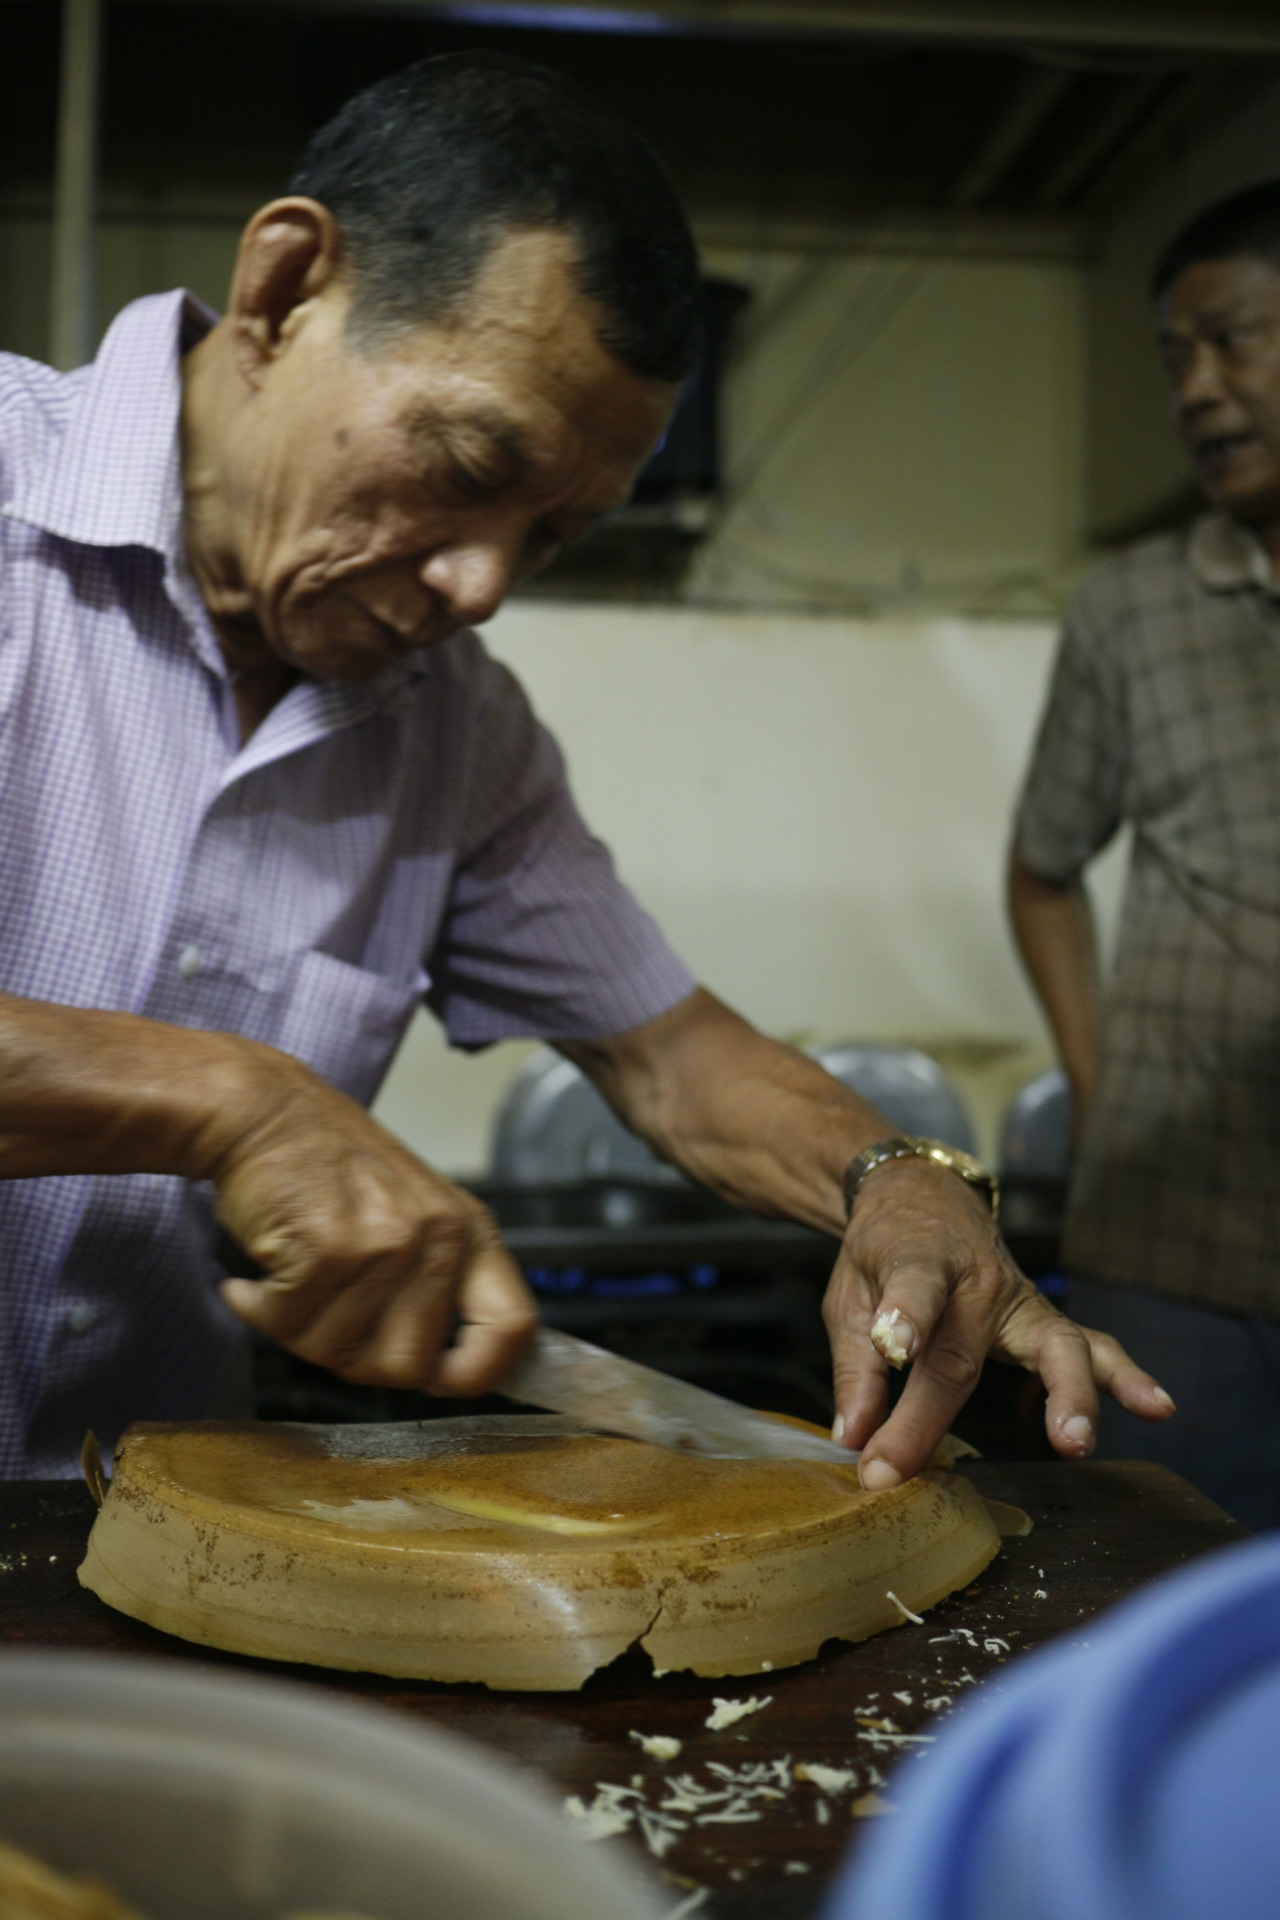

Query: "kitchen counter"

xmin=0 ymin=1460 xmax=1243 ymax=1919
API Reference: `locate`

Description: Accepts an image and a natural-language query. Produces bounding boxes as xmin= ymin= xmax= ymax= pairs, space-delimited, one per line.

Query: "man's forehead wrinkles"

xmin=1166 ymin=280 xmax=1280 ymax=327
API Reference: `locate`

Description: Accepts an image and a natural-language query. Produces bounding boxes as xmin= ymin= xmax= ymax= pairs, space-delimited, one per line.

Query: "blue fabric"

xmin=824 ymin=1532 xmax=1280 ymax=1920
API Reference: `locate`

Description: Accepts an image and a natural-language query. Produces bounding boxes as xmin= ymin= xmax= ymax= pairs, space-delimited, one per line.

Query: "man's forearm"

xmin=0 ymin=990 xmax=260 ymax=1181
xmin=560 ymin=989 xmax=891 ymax=1236
xmin=1006 ymin=852 xmax=1104 ymax=1105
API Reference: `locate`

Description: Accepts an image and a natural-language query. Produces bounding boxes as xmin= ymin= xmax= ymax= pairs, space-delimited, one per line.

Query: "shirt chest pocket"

xmin=274 ymin=950 xmax=430 ymax=1107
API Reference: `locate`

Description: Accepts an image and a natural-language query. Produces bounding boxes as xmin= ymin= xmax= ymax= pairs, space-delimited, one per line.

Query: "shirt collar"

xmin=1187 ymin=510 xmax=1279 ymax=596
xmin=5 ymin=290 xmax=217 ymax=560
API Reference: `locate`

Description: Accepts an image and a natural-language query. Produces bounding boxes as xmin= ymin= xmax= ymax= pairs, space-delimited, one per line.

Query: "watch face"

xmin=916 ymin=1139 xmax=989 ymax=1181
xmin=905 ymin=1138 xmax=998 ymax=1221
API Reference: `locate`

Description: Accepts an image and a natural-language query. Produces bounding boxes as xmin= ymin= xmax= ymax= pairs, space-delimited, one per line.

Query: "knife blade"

xmin=499 ymin=1325 xmax=861 ymax=1466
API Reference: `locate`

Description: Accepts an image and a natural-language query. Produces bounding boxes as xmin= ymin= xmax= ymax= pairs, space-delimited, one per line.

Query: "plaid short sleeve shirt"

xmin=1014 ymin=514 xmax=1280 ymax=1315
xmin=0 ymin=292 xmax=695 ymax=1475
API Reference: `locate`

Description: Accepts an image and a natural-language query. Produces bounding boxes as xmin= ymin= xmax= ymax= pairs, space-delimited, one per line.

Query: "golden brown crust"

xmin=79 ymin=1418 xmax=1001 ymax=1690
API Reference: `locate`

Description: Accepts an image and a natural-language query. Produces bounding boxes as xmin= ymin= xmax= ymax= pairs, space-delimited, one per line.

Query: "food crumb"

xmin=563 ymin=1792 xmax=634 ymax=1841
xmin=631 ymin=1732 xmax=683 ymax=1763
xmin=1034 ymin=1588 xmax=1048 ymax=1600
xmin=795 ymin=1763 xmax=857 ymax=1795
xmin=705 ymin=1696 xmax=772 ymax=1731
xmin=783 ymin=1862 xmax=811 ymax=1875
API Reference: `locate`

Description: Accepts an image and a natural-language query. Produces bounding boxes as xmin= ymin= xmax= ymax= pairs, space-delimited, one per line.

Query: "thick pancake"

xmin=78 ymin=1417 xmax=1002 ymax=1690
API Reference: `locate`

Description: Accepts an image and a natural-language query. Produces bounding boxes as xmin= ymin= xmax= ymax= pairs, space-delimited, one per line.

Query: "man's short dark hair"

xmin=288 ymin=51 xmax=700 ymax=383
xmin=1151 ymin=180 xmax=1280 ymax=301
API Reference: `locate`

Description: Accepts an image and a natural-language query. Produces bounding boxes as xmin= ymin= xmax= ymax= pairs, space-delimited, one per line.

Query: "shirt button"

xmin=66 ymin=1300 xmax=97 ymax=1335
xmin=177 ymin=944 xmax=203 ymax=979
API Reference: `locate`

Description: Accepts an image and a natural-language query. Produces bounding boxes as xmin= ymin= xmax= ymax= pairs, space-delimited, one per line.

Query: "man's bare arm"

xmin=0 ymin=991 xmax=535 ymax=1393
xmin=1006 ymin=850 xmax=1105 ymax=1124
xmin=561 ymin=989 xmax=873 ymax=1235
xmin=561 ymin=987 xmax=1172 ymax=1488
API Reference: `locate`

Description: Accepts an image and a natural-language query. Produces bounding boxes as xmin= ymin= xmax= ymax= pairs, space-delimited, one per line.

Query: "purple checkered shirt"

xmin=0 ymin=291 xmax=694 ymax=1477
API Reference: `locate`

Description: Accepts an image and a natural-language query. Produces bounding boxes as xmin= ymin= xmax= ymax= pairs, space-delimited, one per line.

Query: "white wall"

xmin=373 ymin=604 xmax=1130 ymax=1172
xmin=693 ymin=248 xmax=1086 ymax=614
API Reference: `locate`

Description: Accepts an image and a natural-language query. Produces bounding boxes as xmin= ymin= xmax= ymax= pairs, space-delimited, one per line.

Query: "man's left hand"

xmin=826 ymin=1155 xmax=1175 ymax=1488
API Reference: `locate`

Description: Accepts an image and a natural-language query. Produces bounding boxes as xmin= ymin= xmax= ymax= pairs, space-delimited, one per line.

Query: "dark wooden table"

xmin=0 ymin=1462 xmax=1243 ymax=1919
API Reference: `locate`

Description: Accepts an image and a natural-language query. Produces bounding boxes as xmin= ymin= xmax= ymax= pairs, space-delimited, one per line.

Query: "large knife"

xmin=499 ymin=1325 xmax=861 ymax=1466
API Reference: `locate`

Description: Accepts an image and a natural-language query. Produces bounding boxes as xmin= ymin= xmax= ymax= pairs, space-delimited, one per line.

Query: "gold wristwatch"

xmin=842 ymin=1136 xmax=1000 ymax=1224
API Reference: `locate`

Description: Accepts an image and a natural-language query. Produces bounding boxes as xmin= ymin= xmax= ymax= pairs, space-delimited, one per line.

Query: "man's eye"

xmin=447 ymin=460 xmax=504 ymax=502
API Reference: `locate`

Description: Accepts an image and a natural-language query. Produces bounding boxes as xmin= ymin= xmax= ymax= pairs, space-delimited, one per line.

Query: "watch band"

xmin=842 ymin=1135 xmax=1000 ymax=1224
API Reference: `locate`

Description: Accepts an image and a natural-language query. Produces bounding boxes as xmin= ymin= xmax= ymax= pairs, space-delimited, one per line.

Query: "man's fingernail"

xmin=1152 ymin=1386 xmax=1176 ymax=1412
xmin=871 ymin=1307 xmax=914 ymax=1368
xmin=860 ymin=1458 xmax=903 ymax=1492
xmin=1062 ymin=1414 xmax=1095 ymax=1453
xmin=831 ymin=1413 xmax=846 ymax=1445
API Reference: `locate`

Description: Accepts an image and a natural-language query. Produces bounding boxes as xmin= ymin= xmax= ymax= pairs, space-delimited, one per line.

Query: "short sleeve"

xmin=425 ymin=653 xmax=695 ymax=1048
xmin=1013 ymin=578 xmax=1129 ymax=883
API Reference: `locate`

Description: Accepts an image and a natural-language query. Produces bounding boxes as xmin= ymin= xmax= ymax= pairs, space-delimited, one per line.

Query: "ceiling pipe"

xmin=1036 ymin=68 xmax=1170 ymax=209
xmin=49 ymin=0 xmax=103 ymax=371
xmin=1079 ymin=63 xmax=1236 ymax=209
xmin=948 ymin=63 xmax=1075 ymax=209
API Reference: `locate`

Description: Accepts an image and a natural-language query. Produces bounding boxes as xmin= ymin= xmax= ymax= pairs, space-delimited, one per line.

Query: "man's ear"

xmin=225 ymin=198 xmax=345 ymax=385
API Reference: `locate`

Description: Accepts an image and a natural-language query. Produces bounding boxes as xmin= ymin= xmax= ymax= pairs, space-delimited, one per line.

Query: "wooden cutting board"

xmin=78 ymin=1416 xmax=1005 ymax=1690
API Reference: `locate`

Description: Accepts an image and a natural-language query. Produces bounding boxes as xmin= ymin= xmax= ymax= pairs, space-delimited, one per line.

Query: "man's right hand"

xmin=0 ymin=993 xmax=537 ymax=1397
xmin=203 ymin=1048 xmax=538 ymax=1397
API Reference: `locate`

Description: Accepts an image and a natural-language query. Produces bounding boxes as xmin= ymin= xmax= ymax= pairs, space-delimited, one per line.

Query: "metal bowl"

xmin=0 ymin=1651 xmax=662 ymax=1920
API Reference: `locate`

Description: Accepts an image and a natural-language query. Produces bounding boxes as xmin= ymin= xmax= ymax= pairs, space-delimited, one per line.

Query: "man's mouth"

xmin=1190 ymin=430 xmax=1260 ymax=470
xmin=368 ymin=609 xmax=456 ymax=654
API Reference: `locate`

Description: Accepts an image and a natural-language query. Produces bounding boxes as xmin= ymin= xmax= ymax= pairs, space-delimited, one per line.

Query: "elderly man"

xmin=0 ymin=53 xmax=1164 ymax=1483
xmin=1009 ymin=180 xmax=1280 ymax=1528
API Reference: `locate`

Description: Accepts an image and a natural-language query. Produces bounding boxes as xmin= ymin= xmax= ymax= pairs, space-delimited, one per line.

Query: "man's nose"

xmin=419 ymin=541 xmax=516 ymax=626
xmin=1174 ymin=342 xmax=1227 ymax=417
